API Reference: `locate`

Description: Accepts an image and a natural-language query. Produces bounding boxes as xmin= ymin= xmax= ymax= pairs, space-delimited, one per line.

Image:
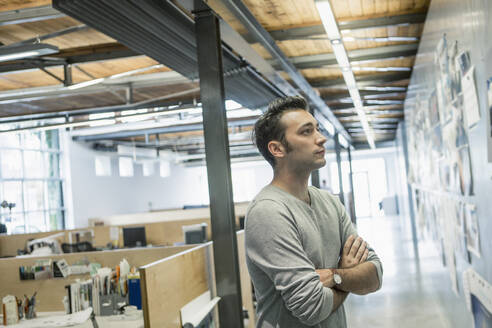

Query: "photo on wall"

xmin=487 ymin=77 xmax=492 ymax=162
xmin=457 ymin=146 xmax=473 ymax=196
xmin=456 ymin=50 xmax=471 ymax=76
xmin=454 ymin=202 xmax=468 ymax=262
xmin=462 ymin=66 xmax=481 ymax=128
xmin=429 ymin=89 xmax=440 ymax=127
xmin=488 ymin=77 xmax=492 ymax=138
xmin=464 ymin=203 xmax=480 ymax=258
xmin=431 ymin=125 xmax=443 ymax=154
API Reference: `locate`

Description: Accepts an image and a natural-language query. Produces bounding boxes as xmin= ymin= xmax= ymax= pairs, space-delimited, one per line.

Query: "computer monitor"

xmin=183 ymin=223 xmax=207 ymax=244
xmin=123 ymin=227 xmax=147 ymax=248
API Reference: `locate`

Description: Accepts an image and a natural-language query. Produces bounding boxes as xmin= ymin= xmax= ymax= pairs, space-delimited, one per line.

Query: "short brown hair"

xmin=253 ymin=96 xmax=309 ymax=167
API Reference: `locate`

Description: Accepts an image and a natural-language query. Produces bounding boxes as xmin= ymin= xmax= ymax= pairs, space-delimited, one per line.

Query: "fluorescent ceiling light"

xmin=89 ymin=119 xmax=116 ymax=127
xmin=315 ymin=0 xmax=341 ymax=40
xmin=363 ymin=92 xmax=402 ymax=99
xmin=362 ymin=86 xmax=406 ymax=92
xmin=0 ymin=43 xmax=59 ymax=62
xmin=342 ymin=70 xmax=357 ymax=89
xmin=332 ymin=43 xmax=350 ymax=68
xmin=315 ymin=0 xmax=375 ymax=149
xmin=67 ymin=78 xmax=104 ymax=90
xmin=351 ymin=66 xmax=411 ymax=72
xmin=121 ymin=109 xmax=148 ymax=116
xmin=343 ymin=36 xmax=418 ymax=42
xmin=89 ymin=112 xmax=115 ymax=120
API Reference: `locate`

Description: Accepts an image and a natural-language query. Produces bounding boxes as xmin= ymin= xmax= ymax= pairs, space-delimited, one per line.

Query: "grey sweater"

xmin=245 ymin=185 xmax=383 ymax=328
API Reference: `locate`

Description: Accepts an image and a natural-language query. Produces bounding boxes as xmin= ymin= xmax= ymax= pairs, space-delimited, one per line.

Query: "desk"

xmin=0 ymin=310 xmax=144 ymax=328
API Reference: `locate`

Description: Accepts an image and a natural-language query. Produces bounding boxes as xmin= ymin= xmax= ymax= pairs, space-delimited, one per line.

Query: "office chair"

xmin=76 ymin=241 xmax=95 ymax=252
xmin=61 ymin=243 xmax=78 ymax=253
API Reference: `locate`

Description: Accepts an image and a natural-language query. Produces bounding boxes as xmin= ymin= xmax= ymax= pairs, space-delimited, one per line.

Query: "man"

xmin=245 ymin=96 xmax=383 ymax=327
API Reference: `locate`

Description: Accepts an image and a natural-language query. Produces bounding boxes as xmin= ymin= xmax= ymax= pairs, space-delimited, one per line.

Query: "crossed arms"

xmin=245 ymin=199 xmax=383 ymax=325
xmin=316 ymin=235 xmax=381 ymax=314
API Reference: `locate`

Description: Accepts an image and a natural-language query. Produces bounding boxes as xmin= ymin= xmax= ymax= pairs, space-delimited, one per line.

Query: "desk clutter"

xmin=1 ymin=293 xmax=37 ymax=325
xmin=64 ymin=259 xmax=142 ymax=316
xmin=18 ymin=258 xmax=96 ymax=281
xmin=3 ymin=259 xmax=142 ymax=326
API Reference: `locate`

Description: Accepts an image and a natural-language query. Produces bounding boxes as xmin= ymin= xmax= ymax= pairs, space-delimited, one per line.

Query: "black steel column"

xmin=63 ymin=64 xmax=72 ymax=87
xmin=347 ymin=147 xmax=357 ymax=225
xmin=194 ymin=2 xmax=244 ymax=327
xmin=334 ymin=133 xmax=345 ymax=205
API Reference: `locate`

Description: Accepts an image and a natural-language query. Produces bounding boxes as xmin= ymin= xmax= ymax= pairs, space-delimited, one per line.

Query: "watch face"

xmin=334 ymin=273 xmax=342 ymax=284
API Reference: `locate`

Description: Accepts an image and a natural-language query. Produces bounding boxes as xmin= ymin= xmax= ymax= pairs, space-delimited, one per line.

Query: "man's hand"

xmin=339 ymin=235 xmax=368 ymax=269
xmin=315 ymin=268 xmax=335 ymax=288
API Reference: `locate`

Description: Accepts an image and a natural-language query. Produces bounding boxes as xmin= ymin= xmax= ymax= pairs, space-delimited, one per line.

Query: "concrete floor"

xmin=344 ymin=215 xmax=473 ymax=328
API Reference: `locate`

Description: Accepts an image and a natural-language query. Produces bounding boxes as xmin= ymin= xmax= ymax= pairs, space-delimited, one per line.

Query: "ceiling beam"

xmin=311 ymin=71 xmax=411 ymax=88
xmin=344 ymin=122 xmax=399 ymax=128
xmin=353 ymin=140 xmax=396 ymax=149
xmin=269 ymin=43 xmax=418 ymax=70
xmin=336 ymin=109 xmax=403 ymax=117
xmin=0 ymin=71 xmax=189 ymax=105
xmin=15 ymin=25 xmax=90 ymax=46
xmin=72 ymin=117 xmax=258 ymax=142
xmin=329 ymin=102 xmax=404 ymax=110
xmin=323 ymin=91 xmax=406 ymax=102
xmin=339 ymin=116 xmax=402 ymax=123
xmin=220 ymin=0 xmax=351 ymax=142
xmin=242 ymin=12 xmax=426 ymax=43
xmin=0 ymin=43 xmax=140 ymax=74
xmin=0 ymin=5 xmax=65 ymax=26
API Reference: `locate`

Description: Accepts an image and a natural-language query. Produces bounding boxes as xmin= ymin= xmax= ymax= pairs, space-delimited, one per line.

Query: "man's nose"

xmin=316 ymin=131 xmax=327 ymax=145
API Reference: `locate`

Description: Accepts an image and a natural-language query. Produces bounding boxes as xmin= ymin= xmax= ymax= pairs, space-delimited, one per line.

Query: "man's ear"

xmin=268 ymin=140 xmax=285 ymax=160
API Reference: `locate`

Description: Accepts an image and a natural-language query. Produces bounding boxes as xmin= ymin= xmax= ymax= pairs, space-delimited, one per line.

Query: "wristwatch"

xmin=333 ymin=273 xmax=342 ymax=285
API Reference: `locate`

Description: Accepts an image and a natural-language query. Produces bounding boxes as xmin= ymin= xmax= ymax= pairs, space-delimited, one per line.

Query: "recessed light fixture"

xmin=315 ymin=0 xmax=375 ymax=149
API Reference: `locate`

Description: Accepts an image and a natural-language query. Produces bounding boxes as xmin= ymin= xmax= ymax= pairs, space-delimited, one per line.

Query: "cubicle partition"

xmin=0 ymin=245 xmax=192 ymax=312
xmin=0 ymin=231 xmax=68 ymax=258
xmin=139 ymin=230 xmax=255 ymax=328
xmin=89 ymin=203 xmax=249 ymax=228
xmin=0 ymin=204 xmax=249 ymax=257
xmin=0 ymin=219 xmax=211 ymax=258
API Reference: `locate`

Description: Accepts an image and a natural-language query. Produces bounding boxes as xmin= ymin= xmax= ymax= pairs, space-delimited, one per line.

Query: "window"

xmin=142 ymin=161 xmax=155 ymax=177
xmin=95 ymin=156 xmax=112 ymax=176
xmin=119 ymin=157 xmax=134 ymax=177
xmin=0 ymin=130 xmax=65 ymax=233
xmin=159 ymin=161 xmax=170 ymax=178
xmin=331 ymin=157 xmax=388 ymax=218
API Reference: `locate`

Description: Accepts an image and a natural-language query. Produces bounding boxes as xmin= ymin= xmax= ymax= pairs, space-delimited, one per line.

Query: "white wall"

xmin=65 ymin=136 xmax=274 ymax=228
xmin=323 ymin=147 xmax=401 ymax=199
xmin=65 ymin=131 xmax=404 ymax=229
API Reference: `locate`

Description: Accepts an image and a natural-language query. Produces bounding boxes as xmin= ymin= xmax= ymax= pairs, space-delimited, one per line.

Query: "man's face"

xmin=275 ymin=109 xmax=327 ymax=171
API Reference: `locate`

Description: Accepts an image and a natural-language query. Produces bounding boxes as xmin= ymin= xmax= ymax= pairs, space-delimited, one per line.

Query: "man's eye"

xmin=302 ymin=129 xmax=311 ymax=135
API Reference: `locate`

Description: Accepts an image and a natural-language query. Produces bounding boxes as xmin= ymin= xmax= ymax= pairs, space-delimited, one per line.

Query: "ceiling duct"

xmin=52 ymin=0 xmax=284 ymax=109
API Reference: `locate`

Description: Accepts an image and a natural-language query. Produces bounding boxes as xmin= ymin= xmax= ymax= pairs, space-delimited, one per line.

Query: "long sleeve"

xmin=246 ymin=199 xmax=335 ymax=326
xmin=335 ymin=196 xmax=384 ymax=290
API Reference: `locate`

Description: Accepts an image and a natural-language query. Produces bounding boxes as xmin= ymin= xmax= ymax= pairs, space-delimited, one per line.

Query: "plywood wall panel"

xmin=0 ymin=0 xmax=51 ymax=11
xmin=0 ymin=17 xmax=114 ymax=49
xmin=0 ymin=246 xmax=191 ymax=311
xmin=140 ymin=244 xmax=209 ymax=328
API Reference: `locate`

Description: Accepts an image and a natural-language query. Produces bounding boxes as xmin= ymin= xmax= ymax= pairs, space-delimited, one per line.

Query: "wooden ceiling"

xmin=0 ymin=0 xmax=430 ymax=146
